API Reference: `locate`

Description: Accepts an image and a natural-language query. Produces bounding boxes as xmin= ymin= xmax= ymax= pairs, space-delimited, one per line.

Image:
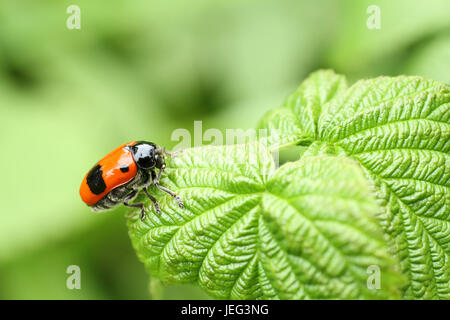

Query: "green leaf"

xmin=258 ymin=69 xmax=347 ymax=149
xmin=128 ymin=143 xmax=404 ymax=299
xmin=260 ymin=70 xmax=450 ymax=299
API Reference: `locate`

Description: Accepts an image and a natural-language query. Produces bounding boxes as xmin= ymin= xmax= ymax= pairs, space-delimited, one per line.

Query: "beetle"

xmin=79 ymin=141 xmax=183 ymax=220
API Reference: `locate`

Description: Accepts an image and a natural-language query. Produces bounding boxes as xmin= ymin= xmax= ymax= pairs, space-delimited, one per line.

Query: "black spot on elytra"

xmin=86 ymin=164 xmax=107 ymax=195
xmin=120 ymin=165 xmax=129 ymax=173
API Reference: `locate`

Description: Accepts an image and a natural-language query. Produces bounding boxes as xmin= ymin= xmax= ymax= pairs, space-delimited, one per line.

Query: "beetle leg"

xmin=152 ymin=179 xmax=184 ymax=209
xmin=150 ymin=169 xmax=184 ymax=209
xmin=123 ymin=190 xmax=146 ymax=220
xmin=156 ymin=166 xmax=163 ymax=182
xmin=150 ymin=169 xmax=159 ymax=184
xmin=143 ymin=187 xmax=161 ymax=215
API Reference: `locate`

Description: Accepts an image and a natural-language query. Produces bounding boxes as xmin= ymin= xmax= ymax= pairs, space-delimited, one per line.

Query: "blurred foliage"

xmin=0 ymin=0 xmax=448 ymax=299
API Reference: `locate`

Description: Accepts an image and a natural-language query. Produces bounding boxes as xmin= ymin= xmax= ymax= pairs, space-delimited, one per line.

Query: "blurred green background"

xmin=0 ymin=0 xmax=448 ymax=299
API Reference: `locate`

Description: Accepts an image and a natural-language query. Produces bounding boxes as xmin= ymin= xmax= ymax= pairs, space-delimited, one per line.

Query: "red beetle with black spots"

xmin=80 ymin=141 xmax=183 ymax=220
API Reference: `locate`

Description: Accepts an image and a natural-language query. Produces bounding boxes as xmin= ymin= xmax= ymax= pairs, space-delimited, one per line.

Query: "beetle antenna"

xmin=165 ymin=147 xmax=182 ymax=157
